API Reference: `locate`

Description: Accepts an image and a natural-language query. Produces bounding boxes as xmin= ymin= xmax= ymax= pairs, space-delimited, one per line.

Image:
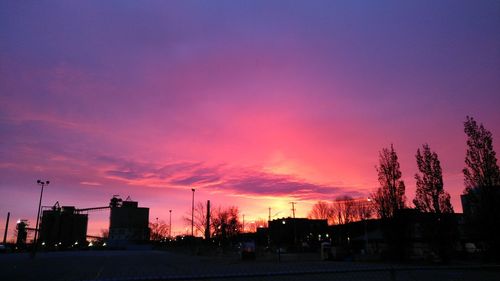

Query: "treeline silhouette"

xmin=308 ymin=116 xmax=500 ymax=261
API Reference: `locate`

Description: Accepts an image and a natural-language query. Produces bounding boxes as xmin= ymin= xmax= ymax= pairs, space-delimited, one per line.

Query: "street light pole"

xmin=32 ymin=180 xmax=49 ymax=257
xmin=169 ymin=210 xmax=172 ymax=238
xmin=364 ymin=198 xmax=372 ymax=254
xmin=191 ymin=188 xmax=195 ymax=237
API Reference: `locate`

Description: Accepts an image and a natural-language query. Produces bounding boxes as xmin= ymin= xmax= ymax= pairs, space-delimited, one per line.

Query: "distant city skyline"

xmin=1 ymin=1 xmax=500 ymax=237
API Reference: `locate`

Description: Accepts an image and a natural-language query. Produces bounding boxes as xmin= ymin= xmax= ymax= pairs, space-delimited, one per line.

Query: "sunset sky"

xmin=1 ymin=1 xmax=500 ymax=238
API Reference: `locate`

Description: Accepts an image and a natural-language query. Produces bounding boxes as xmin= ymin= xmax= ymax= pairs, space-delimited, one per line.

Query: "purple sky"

xmin=1 ymin=1 xmax=499 ymax=237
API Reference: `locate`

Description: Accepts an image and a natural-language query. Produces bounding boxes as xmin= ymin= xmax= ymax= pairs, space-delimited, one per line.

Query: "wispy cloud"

xmin=80 ymin=181 xmax=102 ymax=186
xmin=102 ymin=158 xmax=364 ymax=200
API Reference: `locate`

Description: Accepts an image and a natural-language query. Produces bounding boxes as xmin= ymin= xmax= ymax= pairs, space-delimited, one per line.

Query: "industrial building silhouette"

xmin=108 ymin=197 xmax=150 ymax=246
xmin=39 ymin=204 xmax=88 ymax=248
xmin=15 ymin=196 xmax=150 ymax=249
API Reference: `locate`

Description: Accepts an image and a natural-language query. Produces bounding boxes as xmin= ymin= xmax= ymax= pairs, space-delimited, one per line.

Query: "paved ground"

xmin=0 ymin=250 xmax=499 ymax=281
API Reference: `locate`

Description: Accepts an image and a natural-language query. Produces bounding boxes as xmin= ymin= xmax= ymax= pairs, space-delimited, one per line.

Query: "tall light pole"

xmin=169 ymin=209 xmax=172 ymax=238
xmin=32 ymin=180 xmax=49 ymax=257
xmin=290 ymin=201 xmax=297 ymax=246
xmin=242 ymin=214 xmax=245 ymax=233
xmin=364 ymin=198 xmax=372 ymax=253
xmin=191 ymin=188 xmax=195 ymax=237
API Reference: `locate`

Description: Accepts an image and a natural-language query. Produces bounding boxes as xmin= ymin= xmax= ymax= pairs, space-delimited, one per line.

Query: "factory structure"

xmin=39 ymin=203 xmax=88 ymax=248
xmin=108 ymin=196 xmax=150 ymax=246
xmin=14 ymin=196 xmax=150 ymax=248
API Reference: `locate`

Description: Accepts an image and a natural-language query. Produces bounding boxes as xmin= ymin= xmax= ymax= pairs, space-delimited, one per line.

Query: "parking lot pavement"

xmin=0 ymin=250 xmax=357 ymax=281
xmin=1 ymin=250 xmax=499 ymax=281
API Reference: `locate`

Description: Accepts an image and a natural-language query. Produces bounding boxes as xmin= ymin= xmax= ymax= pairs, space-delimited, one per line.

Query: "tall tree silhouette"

xmin=373 ymin=144 xmax=406 ymax=218
xmin=413 ymin=144 xmax=453 ymax=213
xmin=462 ymin=116 xmax=500 ymax=260
xmin=463 ymin=116 xmax=500 ymax=191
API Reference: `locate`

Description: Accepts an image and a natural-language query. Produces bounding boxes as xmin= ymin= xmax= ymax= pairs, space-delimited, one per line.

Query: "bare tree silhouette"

xmin=150 ymin=220 xmax=170 ymax=241
xmin=332 ymin=196 xmax=355 ymax=224
xmin=308 ymin=201 xmax=333 ymax=224
xmin=212 ymin=206 xmax=241 ymax=241
xmin=183 ymin=201 xmax=212 ymax=237
xmin=308 ymin=198 xmax=374 ymax=225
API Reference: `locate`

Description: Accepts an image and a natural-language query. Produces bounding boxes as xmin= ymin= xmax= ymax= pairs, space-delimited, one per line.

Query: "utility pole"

xmin=191 ymin=188 xmax=195 ymax=237
xmin=290 ymin=202 xmax=297 ymax=218
xmin=3 ymin=212 xmax=9 ymax=244
xmin=169 ymin=210 xmax=172 ymax=238
xmin=205 ymin=200 xmax=210 ymax=240
xmin=290 ymin=201 xmax=297 ymax=246
xmin=242 ymin=214 xmax=245 ymax=233
xmin=267 ymin=207 xmax=272 ymax=248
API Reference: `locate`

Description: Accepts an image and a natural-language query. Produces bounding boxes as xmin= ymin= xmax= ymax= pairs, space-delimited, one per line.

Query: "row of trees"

xmin=372 ymin=142 xmax=454 ymax=219
xmin=372 ymin=116 xmax=498 ymax=219
xmin=308 ymin=139 xmax=455 ymax=224
xmin=308 ymin=197 xmax=374 ymax=224
xmin=150 ymin=204 xmax=247 ymax=241
xmin=309 ymin=116 xmax=499 ymax=226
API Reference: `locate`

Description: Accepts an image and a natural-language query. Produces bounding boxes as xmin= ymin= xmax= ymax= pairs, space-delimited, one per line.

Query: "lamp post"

xmin=32 ymin=180 xmax=49 ymax=257
xmin=364 ymin=198 xmax=372 ymax=254
xmin=191 ymin=188 xmax=195 ymax=237
xmin=169 ymin=210 xmax=172 ymax=238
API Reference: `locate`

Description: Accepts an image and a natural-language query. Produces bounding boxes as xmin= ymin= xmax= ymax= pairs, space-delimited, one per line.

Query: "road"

xmin=0 ymin=250 xmax=499 ymax=281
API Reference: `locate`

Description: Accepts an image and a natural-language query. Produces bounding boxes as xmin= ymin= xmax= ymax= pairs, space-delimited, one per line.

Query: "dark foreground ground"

xmin=1 ymin=250 xmax=499 ymax=281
